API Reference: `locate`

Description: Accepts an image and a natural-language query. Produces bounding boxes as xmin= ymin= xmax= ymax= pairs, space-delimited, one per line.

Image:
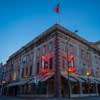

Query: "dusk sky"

xmin=0 ymin=0 xmax=100 ymax=63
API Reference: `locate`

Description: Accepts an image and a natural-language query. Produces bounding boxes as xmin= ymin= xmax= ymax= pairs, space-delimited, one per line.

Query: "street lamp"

xmin=86 ymin=71 xmax=91 ymax=76
xmin=66 ymin=37 xmax=76 ymax=98
xmin=33 ymin=76 xmax=40 ymax=95
xmin=86 ymin=70 xmax=91 ymax=95
xmin=86 ymin=47 xmax=92 ymax=95
xmin=66 ymin=37 xmax=71 ymax=99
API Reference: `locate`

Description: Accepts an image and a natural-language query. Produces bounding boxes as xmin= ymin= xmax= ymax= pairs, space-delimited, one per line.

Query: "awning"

xmin=89 ymin=78 xmax=100 ymax=84
xmin=78 ymin=75 xmax=100 ymax=84
xmin=40 ymin=72 xmax=54 ymax=82
xmin=94 ymin=79 xmax=100 ymax=84
xmin=29 ymin=72 xmax=54 ymax=84
xmin=78 ymin=75 xmax=89 ymax=82
xmin=7 ymin=80 xmax=28 ymax=87
xmin=61 ymin=72 xmax=77 ymax=82
xmin=70 ymin=75 xmax=86 ymax=83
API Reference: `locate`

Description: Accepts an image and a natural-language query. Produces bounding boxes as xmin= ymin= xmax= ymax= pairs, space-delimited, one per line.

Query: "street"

xmin=0 ymin=96 xmax=100 ymax=100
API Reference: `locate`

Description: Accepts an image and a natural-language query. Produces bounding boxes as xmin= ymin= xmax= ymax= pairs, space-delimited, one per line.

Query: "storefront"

xmin=5 ymin=72 xmax=54 ymax=97
xmin=4 ymin=71 xmax=100 ymax=97
xmin=5 ymin=79 xmax=29 ymax=96
xmin=27 ymin=72 xmax=54 ymax=97
xmin=61 ymin=71 xmax=100 ymax=97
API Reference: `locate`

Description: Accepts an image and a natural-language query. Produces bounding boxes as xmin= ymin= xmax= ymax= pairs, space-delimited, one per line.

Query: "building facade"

xmin=4 ymin=24 xmax=100 ymax=97
xmin=0 ymin=63 xmax=6 ymax=95
xmin=94 ymin=41 xmax=100 ymax=49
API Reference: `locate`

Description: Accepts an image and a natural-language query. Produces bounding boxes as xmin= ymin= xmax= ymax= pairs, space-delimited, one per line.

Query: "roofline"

xmin=8 ymin=24 xmax=58 ymax=60
xmin=56 ymin=25 xmax=100 ymax=51
xmin=94 ymin=41 xmax=100 ymax=45
xmin=8 ymin=24 xmax=100 ymax=61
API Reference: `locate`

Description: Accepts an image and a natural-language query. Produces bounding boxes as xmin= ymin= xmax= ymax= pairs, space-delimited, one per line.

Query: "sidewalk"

xmin=1 ymin=95 xmax=100 ymax=100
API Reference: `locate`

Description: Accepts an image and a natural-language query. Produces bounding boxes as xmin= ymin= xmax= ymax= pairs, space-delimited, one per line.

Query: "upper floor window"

xmin=69 ymin=44 xmax=73 ymax=52
xmin=29 ymin=66 xmax=32 ymax=76
xmin=61 ymin=42 xmax=66 ymax=51
xmin=22 ymin=55 xmax=27 ymax=64
xmin=27 ymin=52 xmax=33 ymax=62
xmin=13 ymin=72 xmax=17 ymax=81
xmin=36 ymin=62 xmax=40 ymax=74
xmin=21 ymin=68 xmax=24 ymax=78
xmin=80 ymin=49 xmax=84 ymax=59
xmin=44 ymin=61 xmax=48 ymax=69
xmin=42 ymin=45 xmax=46 ymax=54
xmin=98 ymin=56 xmax=100 ymax=65
xmin=36 ymin=48 xmax=41 ymax=57
xmin=49 ymin=42 xmax=53 ymax=51
xmin=69 ymin=44 xmax=77 ymax=56
xmin=62 ymin=59 xmax=67 ymax=69
xmin=17 ymin=58 xmax=20 ymax=64
xmin=49 ymin=58 xmax=53 ymax=69
xmin=94 ymin=55 xmax=98 ymax=64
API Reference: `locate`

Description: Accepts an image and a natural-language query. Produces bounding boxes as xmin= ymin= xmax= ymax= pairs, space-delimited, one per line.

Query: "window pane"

xmin=49 ymin=58 xmax=53 ymax=69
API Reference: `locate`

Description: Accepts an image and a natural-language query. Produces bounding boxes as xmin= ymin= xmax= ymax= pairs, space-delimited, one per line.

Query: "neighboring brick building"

xmin=4 ymin=24 xmax=100 ymax=97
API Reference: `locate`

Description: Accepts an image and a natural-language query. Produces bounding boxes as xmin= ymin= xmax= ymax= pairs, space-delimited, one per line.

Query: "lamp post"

xmin=66 ymin=37 xmax=76 ymax=98
xmin=86 ymin=70 xmax=91 ymax=95
xmin=86 ymin=47 xmax=92 ymax=95
xmin=66 ymin=37 xmax=71 ymax=99
xmin=34 ymin=76 xmax=39 ymax=95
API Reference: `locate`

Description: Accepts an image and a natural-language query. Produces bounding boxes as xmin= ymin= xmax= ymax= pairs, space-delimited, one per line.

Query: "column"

xmin=79 ymin=82 xmax=83 ymax=96
xmin=69 ymin=82 xmax=72 ymax=97
xmin=46 ymin=80 xmax=49 ymax=97
xmin=54 ymin=33 xmax=61 ymax=97
xmin=20 ymin=86 xmax=22 ymax=95
xmin=96 ymin=83 xmax=98 ymax=96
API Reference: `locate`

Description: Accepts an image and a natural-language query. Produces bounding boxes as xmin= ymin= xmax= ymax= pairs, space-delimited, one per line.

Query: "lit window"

xmin=13 ymin=72 xmax=17 ymax=81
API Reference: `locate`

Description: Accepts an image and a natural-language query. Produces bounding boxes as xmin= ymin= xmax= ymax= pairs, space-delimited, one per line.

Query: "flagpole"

xmin=58 ymin=0 xmax=60 ymax=24
xmin=55 ymin=0 xmax=60 ymax=24
xmin=57 ymin=8 xmax=60 ymax=24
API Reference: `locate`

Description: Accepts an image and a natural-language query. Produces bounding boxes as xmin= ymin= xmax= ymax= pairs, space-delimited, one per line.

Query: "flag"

xmin=55 ymin=4 xmax=60 ymax=13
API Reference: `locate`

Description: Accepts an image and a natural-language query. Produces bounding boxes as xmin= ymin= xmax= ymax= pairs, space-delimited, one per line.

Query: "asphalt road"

xmin=0 ymin=96 xmax=100 ymax=100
